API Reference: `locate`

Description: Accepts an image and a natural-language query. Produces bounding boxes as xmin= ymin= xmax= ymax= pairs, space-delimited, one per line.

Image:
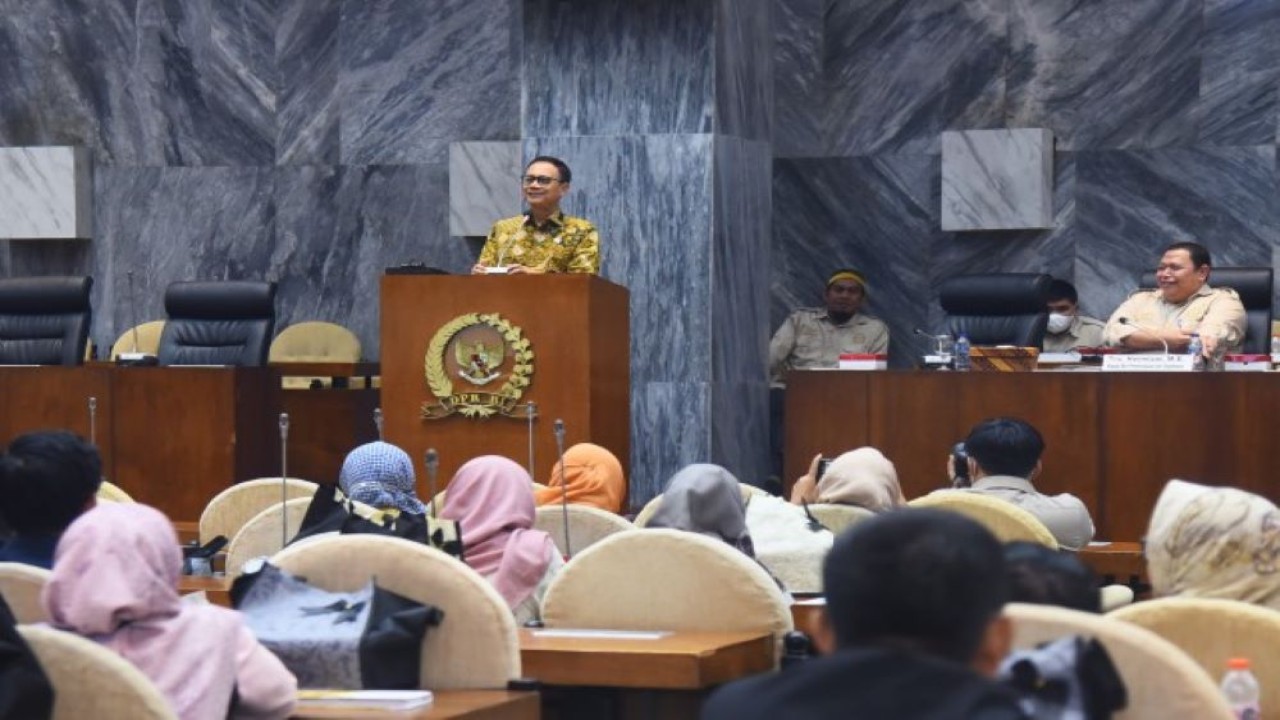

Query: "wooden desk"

xmin=292 ymin=690 xmax=539 ymax=719
xmin=789 ymin=598 xmax=826 ymax=642
xmin=1079 ymin=541 xmax=1148 ymax=595
xmin=519 ymin=629 xmax=773 ymax=690
xmin=178 ymin=575 xmax=233 ymax=607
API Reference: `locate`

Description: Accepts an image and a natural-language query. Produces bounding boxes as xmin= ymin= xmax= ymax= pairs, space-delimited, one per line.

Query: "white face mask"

xmin=1047 ymin=313 xmax=1073 ymax=334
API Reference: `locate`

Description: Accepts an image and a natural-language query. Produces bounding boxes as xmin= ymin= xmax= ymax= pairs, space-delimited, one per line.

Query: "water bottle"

xmin=1221 ymin=657 xmax=1260 ymax=719
xmin=1187 ymin=333 xmax=1205 ymax=371
xmin=954 ymin=334 xmax=971 ymax=372
xmin=1271 ymin=335 xmax=1280 ymax=365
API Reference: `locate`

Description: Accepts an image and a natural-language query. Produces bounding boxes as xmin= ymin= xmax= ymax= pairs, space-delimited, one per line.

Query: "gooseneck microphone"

xmin=1118 ymin=317 xmax=1171 ymax=355
xmin=425 ymin=448 xmax=440 ymax=517
xmin=278 ymin=413 xmax=290 ymax=547
xmin=553 ymin=419 xmax=571 ymax=557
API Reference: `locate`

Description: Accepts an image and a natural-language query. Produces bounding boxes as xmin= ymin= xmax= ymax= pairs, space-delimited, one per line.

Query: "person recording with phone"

xmin=789 ymin=448 xmax=906 ymax=514
xmin=471 ymin=156 xmax=600 ymax=275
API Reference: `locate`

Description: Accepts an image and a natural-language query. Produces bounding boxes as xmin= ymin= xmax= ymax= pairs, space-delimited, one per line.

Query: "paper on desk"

xmin=531 ymin=629 xmax=672 ymax=640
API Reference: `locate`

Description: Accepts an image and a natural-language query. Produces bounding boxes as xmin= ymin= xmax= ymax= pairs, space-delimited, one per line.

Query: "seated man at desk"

xmin=768 ymin=269 xmax=889 ymax=384
xmin=1043 ymin=278 xmax=1106 ymax=352
xmin=702 ymin=509 xmax=1025 ymax=719
xmin=0 ymin=431 xmax=102 ymax=568
xmin=1103 ymin=241 xmax=1246 ymax=357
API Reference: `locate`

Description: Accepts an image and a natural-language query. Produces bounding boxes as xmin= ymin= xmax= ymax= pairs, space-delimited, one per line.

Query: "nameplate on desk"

xmin=483 ymin=265 xmax=511 ymax=275
xmin=1101 ymin=354 xmax=1194 ymax=372
xmin=837 ymin=353 xmax=886 ymax=371
xmin=1037 ymin=352 xmax=1082 ymax=365
xmin=531 ymin=629 xmax=672 ymax=640
xmin=1224 ymin=354 xmax=1272 ymax=372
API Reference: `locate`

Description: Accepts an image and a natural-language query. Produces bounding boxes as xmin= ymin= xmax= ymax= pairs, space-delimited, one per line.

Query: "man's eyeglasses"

xmin=521 ymin=175 xmax=563 ymax=187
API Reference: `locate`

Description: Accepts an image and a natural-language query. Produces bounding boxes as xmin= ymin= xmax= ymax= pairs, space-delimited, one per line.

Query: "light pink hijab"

xmin=442 ymin=456 xmax=555 ymax=609
xmin=42 ymin=503 xmax=295 ymax=720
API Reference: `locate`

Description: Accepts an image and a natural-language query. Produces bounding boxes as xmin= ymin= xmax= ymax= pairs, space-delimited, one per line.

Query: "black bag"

xmin=294 ymin=484 xmax=465 ymax=560
xmin=999 ymin=635 xmax=1127 ymax=720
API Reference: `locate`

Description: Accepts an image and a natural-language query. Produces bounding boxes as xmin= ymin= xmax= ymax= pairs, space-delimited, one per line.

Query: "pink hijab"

xmin=442 ymin=456 xmax=555 ymax=609
xmin=42 ymin=503 xmax=295 ymax=720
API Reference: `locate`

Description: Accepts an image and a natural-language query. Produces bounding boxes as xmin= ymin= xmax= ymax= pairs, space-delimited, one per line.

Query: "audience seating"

xmin=18 ymin=625 xmax=176 ymax=719
xmin=268 ymin=321 xmax=362 ymax=389
xmin=156 ymin=280 xmax=277 ymax=367
xmin=533 ymin=504 xmax=634 ymax=558
xmin=0 ymin=275 xmax=93 ymax=366
xmin=937 ymin=273 xmax=1051 ymax=347
xmin=1110 ymin=598 xmax=1280 ymax=713
xmin=908 ymin=491 xmax=1058 ymax=547
xmin=224 ymin=497 xmax=313 ymax=577
xmin=1006 ymin=602 xmax=1233 ymax=719
xmin=1141 ymin=266 xmax=1273 ymax=354
xmin=96 ymin=481 xmax=135 ymax=503
xmin=805 ymin=503 xmax=874 ymax=534
xmin=270 ymin=534 xmax=519 ymax=689
xmin=632 ymin=484 xmax=766 ymax=528
xmin=198 ymin=477 xmax=318 ymax=544
xmin=108 ymin=320 xmax=165 ymax=360
xmin=541 ymin=529 xmax=793 ymax=659
xmin=0 ymin=562 xmax=51 ymax=623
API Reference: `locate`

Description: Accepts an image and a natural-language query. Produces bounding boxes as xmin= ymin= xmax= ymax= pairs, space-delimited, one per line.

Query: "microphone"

xmin=424 ymin=448 xmax=440 ymax=518
xmin=553 ymin=419 xmax=571 ymax=557
xmin=117 ymin=271 xmax=158 ymax=366
xmin=278 ymin=413 xmax=290 ymax=547
xmin=1118 ymin=317 xmax=1170 ymax=355
xmin=489 ymin=215 xmax=530 ymax=274
xmin=88 ymin=396 xmax=97 ymax=446
xmin=373 ymin=407 xmax=384 ymax=440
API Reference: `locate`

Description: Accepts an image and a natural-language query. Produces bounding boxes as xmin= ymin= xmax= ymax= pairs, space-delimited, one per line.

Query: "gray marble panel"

xmin=713 ymin=136 xmax=771 ymax=385
xmin=276 ymin=0 xmax=340 ymax=165
xmin=1200 ymin=0 xmax=1280 ymax=146
xmin=449 ymin=142 xmax=522 ymax=237
xmin=338 ymin=0 xmax=521 ymax=164
xmin=825 ymin=0 xmax=1006 ymax=156
xmin=710 ymin=380 xmax=771 ymax=489
xmin=772 ymin=154 xmax=935 ymax=368
xmin=715 ymin=0 xmax=772 ymax=141
xmin=0 ymin=147 xmax=92 ymax=239
xmin=771 ymin=0 xmax=823 ymax=158
xmin=1007 ymin=0 xmax=1201 ymax=150
xmin=941 ymin=129 xmax=1054 ymax=231
xmin=630 ymin=381 xmax=711 ymax=509
xmin=1075 ymin=146 xmax=1280 ymax=322
xmin=523 ymin=0 xmax=715 ymax=137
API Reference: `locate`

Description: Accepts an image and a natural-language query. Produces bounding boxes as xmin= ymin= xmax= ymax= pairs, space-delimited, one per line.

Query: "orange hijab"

xmin=533 ymin=443 xmax=626 ymax=513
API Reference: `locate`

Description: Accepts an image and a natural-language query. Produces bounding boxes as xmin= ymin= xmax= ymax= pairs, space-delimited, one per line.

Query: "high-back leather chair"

xmin=1140 ymin=267 xmax=1273 ymax=353
xmin=0 ymin=276 xmax=93 ymax=365
xmin=157 ymin=281 xmax=277 ymax=366
xmin=938 ymin=273 xmax=1051 ymax=347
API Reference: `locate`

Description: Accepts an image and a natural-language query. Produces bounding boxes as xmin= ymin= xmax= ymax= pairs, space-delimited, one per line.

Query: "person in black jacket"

xmin=702 ymin=509 xmax=1028 ymax=720
xmin=0 ymin=596 xmax=53 ymax=719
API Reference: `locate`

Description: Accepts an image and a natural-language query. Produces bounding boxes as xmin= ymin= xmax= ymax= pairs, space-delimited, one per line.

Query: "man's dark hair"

xmin=964 ymin=417 xmax=1045 ymax=478
xmin=823 ymin=509 xmax=1008 ymax=663
xmin=527 ymin=156 xmax=572 ymax=183
xmin=1004 ymin=541 xmax=1101 ymax=613
xmin=1163 ymin=241 xmax=1211 ymax=268
xmin=0 ymin=431 xmax=102 ymax=535
xmin=1046 ymin=279 xmax=1078 ymax=305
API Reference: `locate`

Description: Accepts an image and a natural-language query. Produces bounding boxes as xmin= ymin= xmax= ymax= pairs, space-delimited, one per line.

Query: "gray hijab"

xmin=648 ymin=463 xmax=755 ymax=557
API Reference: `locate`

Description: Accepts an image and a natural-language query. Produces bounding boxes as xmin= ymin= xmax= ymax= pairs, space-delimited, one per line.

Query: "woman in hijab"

xmin=647 ymin=464 xmax=758 ymax=557
xmin=789 ymin=447 xmax=906 ymax=512
xmin=42 ymin=503 xmax=295 ymax=720
xmin=1145 ymin=479 xmax=1280 ymax=610
xmin=338 ymin=441 xmax=426 ymax=516
xmin=533 ymin=442 xmax=627 ymax=513
xmin=441 ymin=456 xmax=562 ymax=625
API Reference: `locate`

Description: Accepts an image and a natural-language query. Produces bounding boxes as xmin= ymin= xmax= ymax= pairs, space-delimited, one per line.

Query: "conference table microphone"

xmin=118 ymin=270 xmax=158 ymax=366
xmin=424 ymin=448 xmax=440 ymax=518
xmin=553 ymin=419 xmax=571 ymax=558
xmin=1117 ymin=317 xmax=1172 ymax=355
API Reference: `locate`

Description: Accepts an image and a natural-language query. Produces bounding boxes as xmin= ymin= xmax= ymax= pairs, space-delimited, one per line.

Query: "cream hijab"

xmin=816 ymin=447 xmax=906 ymax=512
xmin=1146 ymin=479 xmax=1280 ymax=610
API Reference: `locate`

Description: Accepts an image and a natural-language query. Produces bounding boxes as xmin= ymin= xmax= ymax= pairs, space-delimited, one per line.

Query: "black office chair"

xmin=0 ymin=276 xmax=93 ymax=366
xmin=156 ymin=281 xmax=277 ymax=367
xmin=939 ymin=273 xmax=1052 ymax=348
xmin=1139 ymin=267 xmax=1274 ymax=354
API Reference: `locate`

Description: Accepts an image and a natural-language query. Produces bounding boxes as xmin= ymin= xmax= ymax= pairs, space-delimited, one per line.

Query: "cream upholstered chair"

xmin=198 ymin=477 xmax=318 ymax=543
xmin=908 ymin=490 xmax=1058 ymax=547
xmin=269 ymin=321 xmax=362 ymax=389
xmin=1110 ymin=598 xmax=1280 ymax=713
xmin=96 ymin=480 xmax=135 ymax=503
xmin=0 ymin=562 xmax=51 ymax=623
xmin=270 ymin=534 xmax=519 ymax=690
xmin=1006 ymin=602 xmax=1233 ymax=719
xmin=534 ymin=504 xmax=633 ymax=557
xmin=632 ymin=484 xmax=764 ymax=528
xmin=108 ymin=320 xmax=166 ymax=361
xmin=541 ymin=529 xmax=793 ymax=658
xmin=224 ymin=497 xmax=313 ymax=577
xmin=18 ymin=625 xmax=175 ymax=720
xmin=806 ymin=503 xmax=875 ymax=534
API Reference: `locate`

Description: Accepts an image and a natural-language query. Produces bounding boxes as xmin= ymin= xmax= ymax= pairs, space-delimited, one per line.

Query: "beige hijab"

xmin=816 ymin=447 xmax=906 ymax=512
xmin=1146 ymin=479 xmax=1280 ymax=610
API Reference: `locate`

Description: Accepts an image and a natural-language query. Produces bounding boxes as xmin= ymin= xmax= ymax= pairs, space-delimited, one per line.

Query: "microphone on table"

xmin=425 ymin=448 xmax=440 ymax=518
xmin=373 ymin=407 xmax=384 ymax=440
xmin=1118 ymin=317 xmax=1171 ymax=355
xmin=117 ymin=270 xmax=158 ymax=366
xmin=278 ymin=412 xmax=290 ymax=548
xmin=553 ymin=419 xmax=571 ymax=558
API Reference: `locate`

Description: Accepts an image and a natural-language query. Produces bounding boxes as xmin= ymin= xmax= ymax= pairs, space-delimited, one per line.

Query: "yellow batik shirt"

xmin=478 ymin=212 xmax=600 ymax=274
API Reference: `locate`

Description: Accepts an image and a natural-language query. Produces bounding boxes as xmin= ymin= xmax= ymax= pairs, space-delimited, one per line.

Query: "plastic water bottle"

xmin=1221 ymin=657 xmax=1260 ymax=719
xmin=1187 ymin=333 xmax=1205 ymax=371
xmin=954 ymin=334 xmax=971 ymax=372
xmin=1271 ymin=335 xmax=1280 ymax=364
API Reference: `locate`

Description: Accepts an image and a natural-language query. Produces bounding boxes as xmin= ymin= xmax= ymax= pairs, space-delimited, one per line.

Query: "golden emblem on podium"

xmin=421 ymin=313 xmax=534 ymax=419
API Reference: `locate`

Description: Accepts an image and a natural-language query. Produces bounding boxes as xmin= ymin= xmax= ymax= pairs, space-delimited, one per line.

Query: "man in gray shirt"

xmin=768 ymin=269 xmax=889 ymax=385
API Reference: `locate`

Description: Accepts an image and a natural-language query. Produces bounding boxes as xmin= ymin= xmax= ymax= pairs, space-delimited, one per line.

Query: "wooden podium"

xmin=381 ymin=274 xmax=629 ymax=495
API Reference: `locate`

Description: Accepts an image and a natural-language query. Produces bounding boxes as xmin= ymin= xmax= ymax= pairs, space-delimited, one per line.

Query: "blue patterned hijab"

xmin=338 ymin=441 xmax=426 ymax=515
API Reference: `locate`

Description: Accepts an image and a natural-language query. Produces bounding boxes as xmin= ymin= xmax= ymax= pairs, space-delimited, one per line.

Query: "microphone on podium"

xmin=1118 ymin=317 xmax=1171 ymax=355
xmin=553 ymin=419 xmax=571 ymax=558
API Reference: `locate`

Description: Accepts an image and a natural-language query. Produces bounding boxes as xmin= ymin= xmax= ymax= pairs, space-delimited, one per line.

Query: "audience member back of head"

xmin=0 ymin=431 xmax=102 ymax=569
xmin=701 ymin=509 xmax=1028 ymax=720
xmin=1004 ymin=541 xmax=1101 ymax=613
xmin=338 ymin=440 xmax=426 ymax=515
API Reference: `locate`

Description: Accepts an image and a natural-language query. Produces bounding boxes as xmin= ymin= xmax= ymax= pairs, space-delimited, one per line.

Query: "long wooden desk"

xmin=275 ymin=362 xmax=381 ymax=484
xmin=292 ymin=690 xmax=539 ymax=719
xmin=785 ymin=370 xmax=1280 ymax=539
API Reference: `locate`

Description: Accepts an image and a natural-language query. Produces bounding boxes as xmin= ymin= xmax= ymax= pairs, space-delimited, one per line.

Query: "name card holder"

xmin=1101 ymin=354 xmax=1195 ymax=372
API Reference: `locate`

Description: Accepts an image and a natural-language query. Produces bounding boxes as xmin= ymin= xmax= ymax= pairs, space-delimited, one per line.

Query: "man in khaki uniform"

xmin=1104 ymin=241 xmax=1246 ymax=357
xmin=1043 ymin=278 xmax=1106 ymax=352
xmin=768 ymin=269 xmax=889 ymax=385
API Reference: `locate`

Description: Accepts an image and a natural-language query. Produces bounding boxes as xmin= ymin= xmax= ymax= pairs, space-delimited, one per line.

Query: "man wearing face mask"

xmin=1042 ymin=279 xmax=1106 ymax=352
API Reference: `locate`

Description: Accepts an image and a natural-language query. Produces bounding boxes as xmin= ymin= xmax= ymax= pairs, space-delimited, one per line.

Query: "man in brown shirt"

xmin=768 ymin=269 xmax=890 ymax=385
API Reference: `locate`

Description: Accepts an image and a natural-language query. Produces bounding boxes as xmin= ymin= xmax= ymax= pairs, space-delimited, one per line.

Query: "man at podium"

xmin=471 ymin=156 xmax=600 ymax=275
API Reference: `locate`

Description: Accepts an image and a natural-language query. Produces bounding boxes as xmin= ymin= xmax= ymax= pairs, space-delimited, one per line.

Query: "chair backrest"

xmin=157 ymin=281 xmax=277 ymax=367
xmin=96 ymin=481 xmax=135 ymax=503
xmin=108 ymin=320 xmax=166 ymax=360
xmin=0 ymin=276 xmax=93 ymax=366
xmin=224 ymin=497 xmax=313 ymax=577
xmin=1006 ymin=603 xmax=1233 ymax=719
xmin=938 ymin=273 xmax=1051 ymax=347
xmin=632 ymin=484 xmax=762 ymax=528
xmin=270 ymin=534 xmax=520 ymax=690
xmin=18 ymin=625 xmax=177 ymax=720
xmin=806 ymin=503 xmax=875 ymax=534
xmin=0 ymin=562 xmax=51 ymax=623
xmin=541 ymin=529 xmax=793 ymax=658
xmin=1140 ymin=266 xmax=1274 ymax=353
xmin=268 ymin=321 xmax=361 ymax=362
xmin=1110 ymin=597 xmax=1280 ymax=713
xmin=199 ymin=478 xmax=318 ymax=544
xmin=908 ymin=491 xmax=1059 ymax=547
xmin=533 ymin=504 xmax=634 ymax=557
